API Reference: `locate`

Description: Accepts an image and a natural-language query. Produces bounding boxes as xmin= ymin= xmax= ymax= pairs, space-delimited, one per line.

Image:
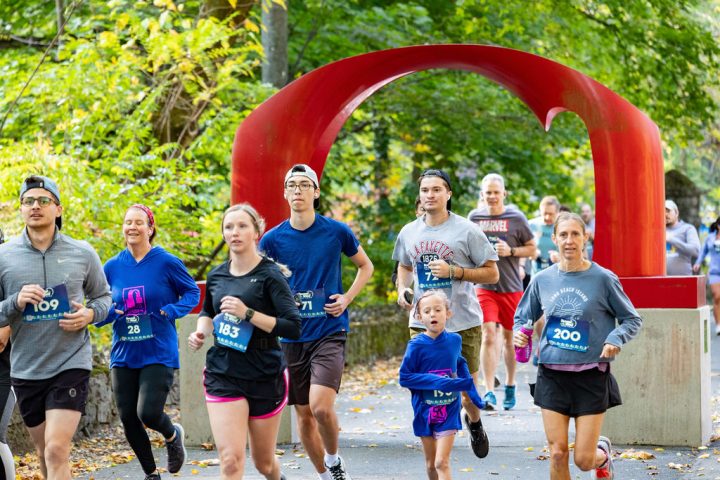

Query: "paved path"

xmin=82 ymin=335 xmax=720 ymax=479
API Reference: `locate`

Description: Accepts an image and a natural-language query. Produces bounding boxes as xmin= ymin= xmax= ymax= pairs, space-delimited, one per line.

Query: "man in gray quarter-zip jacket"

xmin=0 ymin=175 xmax=110 ymax=480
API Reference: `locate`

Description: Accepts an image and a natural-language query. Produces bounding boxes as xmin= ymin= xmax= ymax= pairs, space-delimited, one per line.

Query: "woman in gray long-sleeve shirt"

xmin=513 ymin=212 xmax=642 ymax=480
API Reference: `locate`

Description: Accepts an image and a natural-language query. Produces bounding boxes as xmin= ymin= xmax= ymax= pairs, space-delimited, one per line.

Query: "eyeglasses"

xmin=285 ymin=182 xmax=315 ymax=191
xmin=21 ymin=196 xmax=56 ymax=207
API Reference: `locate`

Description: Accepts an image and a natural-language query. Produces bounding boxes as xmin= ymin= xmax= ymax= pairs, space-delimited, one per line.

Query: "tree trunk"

xmin=261 ymin=0 xmax=288 ymax=88
xmin=55 ymin=0 xmax=64 ymax=58
xmin=152 ymin=0 xmax=257 ymax=146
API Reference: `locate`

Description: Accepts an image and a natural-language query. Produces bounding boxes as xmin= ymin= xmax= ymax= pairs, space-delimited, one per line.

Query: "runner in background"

xmin=693 ymin=215 xmax=720 ymax=335
xmin=468 ymin=173 xmax=536 ymax=410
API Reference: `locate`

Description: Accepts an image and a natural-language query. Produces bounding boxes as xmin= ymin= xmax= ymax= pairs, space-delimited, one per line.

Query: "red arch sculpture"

xmin=231 ymin=45 xmax=701 ymax=307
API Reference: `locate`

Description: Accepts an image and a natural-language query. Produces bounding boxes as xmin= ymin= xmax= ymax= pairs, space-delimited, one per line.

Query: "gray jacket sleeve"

xmin=83 ymin=246 xmax=111 ymax=324
xmin=668 ymin=224 xmax=700 ymax=259
xmin=0 ymin=284 xmax=21 ymax=328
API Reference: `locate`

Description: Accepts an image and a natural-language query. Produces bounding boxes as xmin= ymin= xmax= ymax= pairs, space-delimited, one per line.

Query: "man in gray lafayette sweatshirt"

xmin=665 ymin=199 xmax=701 ymax=276
xmin=0 ymin=175 xmax=111 ymax=480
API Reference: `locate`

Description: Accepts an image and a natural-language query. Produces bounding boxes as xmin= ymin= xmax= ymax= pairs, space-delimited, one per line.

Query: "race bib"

xmin=416 ymin=262 xmax=452 ymax=290
xmin=486 ymin=234 xmax=507 ymax=248
xmin=422 ymin=369 xmax=457 ymax=406
xmin=120 ymin=314 xmax=154 ymax=342
xmin=713 ymin=240 xmax=720 ymax=254
xmin=536 ymin=257 xmax=551 ymax=271
xmin=545 ymin=315 xmax=590 ymax=352
xmin=293 ymin=288 xmax=327 ymax=320
xmin=23 ymin=283 xmax=71 ymax=322
xmin=213 ymin=313 xmax=253 ymax=352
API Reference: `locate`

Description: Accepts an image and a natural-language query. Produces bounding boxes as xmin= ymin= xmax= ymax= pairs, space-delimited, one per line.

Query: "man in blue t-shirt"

xmin=259 ymin=164 xmax=374 ymax=480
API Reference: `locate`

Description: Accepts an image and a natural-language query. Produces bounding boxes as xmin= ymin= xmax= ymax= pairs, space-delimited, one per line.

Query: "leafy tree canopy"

xmin=0 ymin=0 xmax=718 ymax=305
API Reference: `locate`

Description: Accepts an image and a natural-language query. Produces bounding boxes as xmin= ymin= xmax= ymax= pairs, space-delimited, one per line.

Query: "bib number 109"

xmin=31 ymin=299 xmax=60 ymax=313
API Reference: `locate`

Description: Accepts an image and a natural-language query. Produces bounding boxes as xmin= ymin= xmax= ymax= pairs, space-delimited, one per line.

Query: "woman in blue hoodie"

xmin=99 ymin=204 xmax=200 ymax=480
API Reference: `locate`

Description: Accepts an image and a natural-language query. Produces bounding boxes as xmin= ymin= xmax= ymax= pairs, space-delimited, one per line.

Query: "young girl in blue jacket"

xmin=399 ymin=290 xmax=485 ymax=480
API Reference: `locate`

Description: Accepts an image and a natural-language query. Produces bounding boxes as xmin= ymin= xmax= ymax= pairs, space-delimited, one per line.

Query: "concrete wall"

xmin=178 ymin=315 xmax=294 ymax=447
xmin=603 ymin=307 xmax=712 ymax=446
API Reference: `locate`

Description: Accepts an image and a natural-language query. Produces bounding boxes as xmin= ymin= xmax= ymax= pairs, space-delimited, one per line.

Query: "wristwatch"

xmin=245 ymin=308 xmax=255 ymax=321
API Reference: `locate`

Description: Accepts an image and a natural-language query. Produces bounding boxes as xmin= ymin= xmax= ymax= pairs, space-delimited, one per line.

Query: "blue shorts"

xmin=708 ymin=274 xmax=720 ymax=285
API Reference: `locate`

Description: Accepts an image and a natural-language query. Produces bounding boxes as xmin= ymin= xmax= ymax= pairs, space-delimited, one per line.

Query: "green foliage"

xmin=287 ymin=0 xmax=719 ymax=303
xmin=0 ymin=0 xmax=270 ymax=269
xmin=1 ymin=0 xmax=718 ymax=312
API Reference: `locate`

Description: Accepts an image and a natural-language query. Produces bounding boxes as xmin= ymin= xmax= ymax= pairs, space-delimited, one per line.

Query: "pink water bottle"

xmin=515 ymin=320 xmax=534 ymax=363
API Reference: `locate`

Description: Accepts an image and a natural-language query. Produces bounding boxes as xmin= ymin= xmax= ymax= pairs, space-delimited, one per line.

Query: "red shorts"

xmin=477 ymin=289 xmax=523 ymax=330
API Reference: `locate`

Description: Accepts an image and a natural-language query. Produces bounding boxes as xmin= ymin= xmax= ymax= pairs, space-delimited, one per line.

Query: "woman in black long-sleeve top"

xmin=188 ymin=203 xmax=301 ymax=480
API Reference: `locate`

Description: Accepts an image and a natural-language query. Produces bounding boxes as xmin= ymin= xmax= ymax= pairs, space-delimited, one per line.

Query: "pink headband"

xmin=130 ymin=204 xmax=155 ymax=229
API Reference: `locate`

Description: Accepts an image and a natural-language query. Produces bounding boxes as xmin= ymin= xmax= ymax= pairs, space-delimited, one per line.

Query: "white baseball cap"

xmin=284 ymin=164 xmax=319 ymax=187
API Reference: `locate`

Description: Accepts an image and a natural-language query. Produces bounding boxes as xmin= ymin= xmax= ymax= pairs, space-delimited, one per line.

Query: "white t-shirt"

xmin=392 ymin=212 xmax=498 ymax=332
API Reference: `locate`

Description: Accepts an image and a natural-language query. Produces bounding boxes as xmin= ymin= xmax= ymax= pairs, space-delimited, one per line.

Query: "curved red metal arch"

xmin=231 ymin=44 xmax=664 ymax=278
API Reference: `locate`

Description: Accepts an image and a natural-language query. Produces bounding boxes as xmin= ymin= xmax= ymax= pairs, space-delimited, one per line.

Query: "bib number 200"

xmin=552 ymin=328 xmax=581 ymax=342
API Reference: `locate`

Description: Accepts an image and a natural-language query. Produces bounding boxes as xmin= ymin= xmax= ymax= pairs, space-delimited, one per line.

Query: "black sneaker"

xmin=166 ymin=423 xmax=186 ymax=473
xmin=325 ymin=456 xmax=352 ymax=480
xmin=463 ymin=411 xmax=489 ymax=458
xmin=144 ymin=473 xmax=161 ymax=480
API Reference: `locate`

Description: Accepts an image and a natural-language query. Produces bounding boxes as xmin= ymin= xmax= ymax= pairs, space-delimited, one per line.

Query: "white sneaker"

xmin=325 ymin=456 xmax=352 ymax=480
xmin=715 ymin=324 xmax=720 ymax=336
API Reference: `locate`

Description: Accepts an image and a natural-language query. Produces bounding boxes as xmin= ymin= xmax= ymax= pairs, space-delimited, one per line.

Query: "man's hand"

xmin=397 ymin=288 xmax=414 ymax=311
xmin=428 ymin=259 xmax=451 ymax=279
xmin=16 ymin=284 xmax=46 ymax=310
xmin=60 ymin=301 xmax=95 ymax=332
xmin=495 ymin=239 xmax=512 ymax=257
xmin=325 ymin=294 xmax=351 ymax=317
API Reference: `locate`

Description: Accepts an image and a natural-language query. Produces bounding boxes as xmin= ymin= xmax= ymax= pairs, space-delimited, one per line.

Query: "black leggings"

xmin=0 ymin=383 xmax=14 ymax=480
xmin=112 ymin=365 xmax=176 ymax=474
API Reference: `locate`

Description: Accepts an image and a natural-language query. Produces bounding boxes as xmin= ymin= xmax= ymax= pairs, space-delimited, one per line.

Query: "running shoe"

xmin=144 ymin=474 xmax=161 ymax=480
xmin=591 ymin=436 xmax=614 ymax=479
xmin=483 ymin=391 xmax=497 ymax=410
xmin=462 ymin=410 xmax=490 ymax=458
xmin=716 ymin=324 xmax=720 ymax=336
xmin=166 ymin=423 xmax=186 ymax=474
xmin=503 ymin=385 xmax=516 ymax=410
xmin=325 ymin=455 xmax=352 ymax=480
